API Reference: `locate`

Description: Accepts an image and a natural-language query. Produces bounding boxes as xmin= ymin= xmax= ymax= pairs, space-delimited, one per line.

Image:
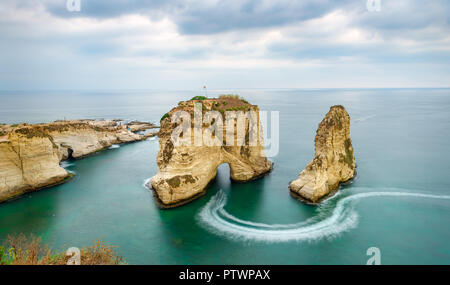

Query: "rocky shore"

xmin=289 ymin=105 xmax=355 ymax=204
xmin=0 ymin=119 xmax=158 ymax=203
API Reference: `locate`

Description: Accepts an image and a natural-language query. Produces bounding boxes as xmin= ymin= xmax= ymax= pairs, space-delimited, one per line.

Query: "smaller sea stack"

xmin=289 ymin=105 xmax=355 ymax=204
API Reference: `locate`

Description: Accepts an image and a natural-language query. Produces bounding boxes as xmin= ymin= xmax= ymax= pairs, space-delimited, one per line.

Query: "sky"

xmin=0 ymin=0 xmax=449 ymax=90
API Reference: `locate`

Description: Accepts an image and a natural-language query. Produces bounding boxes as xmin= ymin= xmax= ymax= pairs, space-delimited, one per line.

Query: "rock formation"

xmin=289 ymin=105 xmax=355 ymax=204
xmin=0 ymin=120 xmax=158 ymax=203
xmin=127 ymin=121 xmax=159 ymax=132
xmin=151 ymin=96 xmax=272 ymax=208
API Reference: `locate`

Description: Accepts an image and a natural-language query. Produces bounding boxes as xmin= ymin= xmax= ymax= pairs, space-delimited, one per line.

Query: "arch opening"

xmin=67 ymin=148 xmax=74 ymax=160
xmin=216 ymin=163 xmax=231 ymax=185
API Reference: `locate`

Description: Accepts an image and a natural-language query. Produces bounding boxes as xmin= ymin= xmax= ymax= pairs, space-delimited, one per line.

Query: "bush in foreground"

xmin=0 ymin=234 xmax=123 ymax=265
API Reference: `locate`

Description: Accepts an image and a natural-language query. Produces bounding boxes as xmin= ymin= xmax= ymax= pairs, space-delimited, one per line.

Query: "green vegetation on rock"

xmin=190 ymin=96 xmax=207 ymax=101
xmin=219 ymin=94 xmax=249 ymax=104
xmin=64 ymin=172 xmax=75 ymax=182
xmin=160 ymin=113 xmax=170 ymax=122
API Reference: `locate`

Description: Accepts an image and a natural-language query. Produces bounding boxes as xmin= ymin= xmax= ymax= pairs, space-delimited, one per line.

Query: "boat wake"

xmin=197 ymin=188 xmax=450 ymax=243
xmin=354 ymin=115 xmax=376 ymax=123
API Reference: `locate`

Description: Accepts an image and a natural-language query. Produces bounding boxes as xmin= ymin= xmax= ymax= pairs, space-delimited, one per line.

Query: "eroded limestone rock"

xmin=151 ymin=97 xmax=272 ymax=208
xmin=289 ymin=105 xmax=355 ymax=204
xmin=0 ymin=120 xmax=156 ymax=202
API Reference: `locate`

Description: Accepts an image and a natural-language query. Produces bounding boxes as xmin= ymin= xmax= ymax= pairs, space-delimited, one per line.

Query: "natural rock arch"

xmin=151 ymin=97 xmax=272 ymax=208
xmin=67 ymin=148 xmax=74 ymax=160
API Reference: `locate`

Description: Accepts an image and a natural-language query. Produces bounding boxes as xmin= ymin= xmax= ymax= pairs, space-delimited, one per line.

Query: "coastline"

xmin=0 ymin=172 xmax=75 ymax=205
xmin=0 ymin=119 xmax=159 ymax=204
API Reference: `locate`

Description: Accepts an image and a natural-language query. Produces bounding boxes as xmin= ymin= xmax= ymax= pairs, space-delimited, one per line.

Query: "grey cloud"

xmin=172 ymin=0 xmax=355 ymax=34
xmin=1 ymin=0 xmax=449 ymax=90
xmin=355 ymin=0 xmax=450 ymax=31
xmin=42 ymin=0 xmax=450 ymax=43
xmin=44 ymin=0 xmax=355 ymax=34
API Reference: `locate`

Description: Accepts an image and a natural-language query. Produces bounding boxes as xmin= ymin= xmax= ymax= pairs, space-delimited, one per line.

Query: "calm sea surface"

xmin=0 ymin=89 xmax=449 ymax=264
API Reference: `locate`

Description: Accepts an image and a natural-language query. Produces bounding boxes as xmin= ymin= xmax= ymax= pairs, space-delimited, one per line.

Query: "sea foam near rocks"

xmin=197 ymin=187 xmax=450 ymax=243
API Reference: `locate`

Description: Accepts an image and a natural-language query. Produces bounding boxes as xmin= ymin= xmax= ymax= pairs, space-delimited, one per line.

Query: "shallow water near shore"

xmin=0 ymin=88 xmax=449 ymax=264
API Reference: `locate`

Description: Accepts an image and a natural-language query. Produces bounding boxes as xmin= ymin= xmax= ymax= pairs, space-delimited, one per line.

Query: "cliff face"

xmin=289 ymin=105 xmax=355 ymax=204
xmin=151 ymin=97 xmax=272 ymax=208
xmin=0 ymin=120 xmax=157 ymax=203
xmin=47 ymin=122 xmax=144 ymax=159
xmin=0 ymin=132 xmax=67 ymax=202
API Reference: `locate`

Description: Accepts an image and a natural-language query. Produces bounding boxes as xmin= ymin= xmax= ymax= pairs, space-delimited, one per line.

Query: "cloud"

xmin=0 ymin=0 xmax=449 ymax=90
xmin=44 ymin=0 xmax=355 ymax=34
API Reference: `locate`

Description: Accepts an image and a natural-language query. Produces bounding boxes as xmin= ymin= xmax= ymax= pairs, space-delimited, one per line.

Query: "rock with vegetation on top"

xmin=151 ymin=95 xmax=272 ymax=208
xmin=289 ymin=105 xmax=355 ymax=204
xmin=0 ymin=119 xmax=157 ymax=203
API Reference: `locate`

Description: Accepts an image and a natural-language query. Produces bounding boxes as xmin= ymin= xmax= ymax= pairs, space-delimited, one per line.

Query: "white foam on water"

xmin=60 ymin=161 xmax=74 ymax=168
xmin=109 ymin=144 xmax=120 ymax=149
xmin=354 ymin=115 xmax=376 ymax=123
xmin=197 ymin=188 xmax=450 ymax=243
xmin=143 ymin=178 xmax=152 ymax=189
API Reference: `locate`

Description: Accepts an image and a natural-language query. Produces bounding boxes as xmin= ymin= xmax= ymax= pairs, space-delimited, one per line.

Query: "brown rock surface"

xmin=151 ymin=97 xmax=272 ymax=208
xmin=126 ymin=121 xmax=159 ymax=132
xmin=0 ymin=119 xmax=155 ymax=202
xmin=289 ymin=105 xmax=355 ymax=204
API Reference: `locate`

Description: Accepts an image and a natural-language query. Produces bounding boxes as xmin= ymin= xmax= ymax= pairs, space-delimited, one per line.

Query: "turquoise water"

xmin=0 ymin=89 xmax=449 ymax=264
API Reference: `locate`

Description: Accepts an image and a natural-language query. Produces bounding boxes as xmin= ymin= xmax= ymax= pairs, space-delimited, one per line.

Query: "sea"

xmin=0 ymin=88 xmax=449 ymax=264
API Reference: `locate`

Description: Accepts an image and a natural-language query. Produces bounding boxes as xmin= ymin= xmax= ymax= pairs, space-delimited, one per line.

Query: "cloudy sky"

xmin=0 ymin=0 xmax=449 ymax=90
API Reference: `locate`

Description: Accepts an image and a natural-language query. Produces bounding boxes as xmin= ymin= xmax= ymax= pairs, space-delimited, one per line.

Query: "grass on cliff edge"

xmin=161 ymin=94 xmax=251 ymax=121
xmin=190 ymin=95 xmax=207 ymax=100
xmin=0 ymin=234 xmax=124 ymax=265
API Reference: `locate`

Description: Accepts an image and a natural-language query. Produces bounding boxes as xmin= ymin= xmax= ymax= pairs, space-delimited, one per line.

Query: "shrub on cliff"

xmin=160 ymin=113 xmax=170 ymax=122
xmin=219 ymin=94 xmax=249 ymax=104
xmin=190 ymin=96 xmax=207 ymax=101
xmin=0 ymin=234 xmax=123 ymax=265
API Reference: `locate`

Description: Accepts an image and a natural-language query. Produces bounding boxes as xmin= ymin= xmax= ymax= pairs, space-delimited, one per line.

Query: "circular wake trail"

xmin=197 ymin=188 xmax=450 ymax=243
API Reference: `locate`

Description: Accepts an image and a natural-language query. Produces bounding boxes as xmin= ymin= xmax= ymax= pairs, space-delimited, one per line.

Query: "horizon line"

xmin=1 ymin=87 xmax=450 ymax=93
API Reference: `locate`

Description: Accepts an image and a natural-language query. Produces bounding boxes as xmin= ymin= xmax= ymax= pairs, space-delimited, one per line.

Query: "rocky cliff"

xmin=0 ymin=120 xmax=157 ymax=202
xmin=289 ymin=105 xmax=355 ymax=204
xmin=151 ymin=96 xmax=272 ymax=208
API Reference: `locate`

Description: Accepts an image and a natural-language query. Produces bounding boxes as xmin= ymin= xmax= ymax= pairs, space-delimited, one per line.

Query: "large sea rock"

xmin=151 ymin=97 xmax=272 ymax=208
xmin=289 ymin=105 xmax=355 ymax=204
